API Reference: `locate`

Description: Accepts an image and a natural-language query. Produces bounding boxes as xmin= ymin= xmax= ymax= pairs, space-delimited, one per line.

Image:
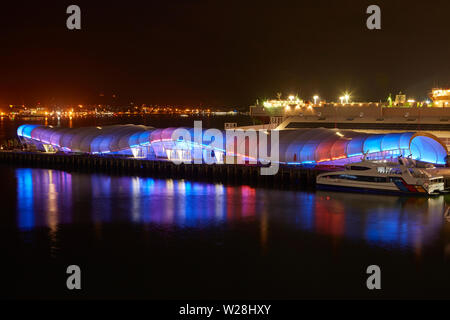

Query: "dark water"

xmin=2 ymin=165 xmax=450 ymax=299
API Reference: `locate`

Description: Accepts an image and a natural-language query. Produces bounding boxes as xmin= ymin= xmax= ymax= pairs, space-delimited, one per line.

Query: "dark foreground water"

xmin=1 ymin=164 xmax=450 ymax=299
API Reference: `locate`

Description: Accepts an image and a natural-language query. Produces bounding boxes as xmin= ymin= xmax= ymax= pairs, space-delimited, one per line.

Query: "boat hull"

xmin=316 ymin=183 xmax=429 ymax=196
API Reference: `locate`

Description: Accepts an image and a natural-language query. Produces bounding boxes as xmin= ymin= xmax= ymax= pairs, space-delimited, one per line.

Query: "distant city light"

xmin=344 ymin=93 xmax=350 ymax=104
xmin=431 ymin=89 xmax=450 ymax=97
xmin=313 ymin=95 xmax=319 ymax=104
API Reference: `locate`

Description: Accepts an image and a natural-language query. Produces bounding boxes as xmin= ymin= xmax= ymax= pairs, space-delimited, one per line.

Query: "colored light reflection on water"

xmin=14 ymin=168 xmax=450 ymax=252
xmin=16 ymin=168 xmax=34 ymax=231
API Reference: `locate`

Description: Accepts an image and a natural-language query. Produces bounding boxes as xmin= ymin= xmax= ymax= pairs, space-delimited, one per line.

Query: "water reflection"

xmin=313 ymin=191 xmax=446 ymax=252
xmin=16 ymin=168 xmax=72 ymax=231
xmin=16 ymin=169 xmax=34 ymax=230
xmin=15 ymin=168 xmax=450 ymax=252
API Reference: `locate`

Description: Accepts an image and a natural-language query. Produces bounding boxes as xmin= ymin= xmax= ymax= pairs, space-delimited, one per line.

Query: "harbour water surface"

xmin=2 ymin=165 xmax=450 ymax=299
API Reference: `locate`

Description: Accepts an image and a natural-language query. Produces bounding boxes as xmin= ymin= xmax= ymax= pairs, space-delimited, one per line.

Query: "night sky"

xmin=0 ymin=0 xmax=449 ymax=108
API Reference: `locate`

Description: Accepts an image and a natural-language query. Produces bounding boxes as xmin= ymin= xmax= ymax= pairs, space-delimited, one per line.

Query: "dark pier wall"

xmin=0 ymin=151 xmax=321 ymax=189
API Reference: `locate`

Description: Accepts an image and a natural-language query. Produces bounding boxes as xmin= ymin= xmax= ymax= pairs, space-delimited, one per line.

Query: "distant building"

xmin=394 ymin=93 xmax=406 ymax=105
xmin=430 ymin=88 xmax=450 ymax=107
xmin=8 ymin=104 xmax=26 ymax=115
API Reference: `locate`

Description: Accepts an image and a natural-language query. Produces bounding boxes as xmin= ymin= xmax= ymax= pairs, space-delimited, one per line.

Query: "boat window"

xmin=324 ymin=174 xmax=388 ymax=183
xmin=349 ymin=166 xmax=370 ymax=171
xmin=340 ymin=175 xmax=388 ymax=183
xmin=340 ymin=174 xmax=358 ymax=180
xmin=358 ymin=176 xmax=387 ymax=183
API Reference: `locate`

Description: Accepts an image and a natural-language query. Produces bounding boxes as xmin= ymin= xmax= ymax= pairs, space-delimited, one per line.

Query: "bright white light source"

xmin=344 ymin=94 xmax=350 ymax=104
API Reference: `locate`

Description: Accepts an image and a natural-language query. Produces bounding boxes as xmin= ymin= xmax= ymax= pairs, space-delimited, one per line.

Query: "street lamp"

xmin=339 ymin=96 xmax=344 ymax=104
xmin=313 ymin=95 xmax=319 ymax=105
xmin=344 ymin=94 xmax=350 ymax=104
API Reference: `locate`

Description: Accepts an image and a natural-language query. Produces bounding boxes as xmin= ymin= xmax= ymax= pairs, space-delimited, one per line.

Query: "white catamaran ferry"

xmin=316 ymin=158 xmax=445 ymax=195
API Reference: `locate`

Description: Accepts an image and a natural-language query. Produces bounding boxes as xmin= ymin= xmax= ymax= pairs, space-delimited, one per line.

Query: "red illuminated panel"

xmin=330 ymin=139 xmax=350 ymax=160
xmin=315 ymin=138 xmax=339 ymax=162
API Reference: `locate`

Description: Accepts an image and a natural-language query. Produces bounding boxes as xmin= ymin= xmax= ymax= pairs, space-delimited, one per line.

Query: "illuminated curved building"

xmin=17 ymin=124 xmax=225 ymax=162
xmin=18 ymin=124 xmax=156 ymax=158
xmin=17 ymin=124 xmax=448 ymax=165
xmin=277 ymin=128 xmax=448 ymax=165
